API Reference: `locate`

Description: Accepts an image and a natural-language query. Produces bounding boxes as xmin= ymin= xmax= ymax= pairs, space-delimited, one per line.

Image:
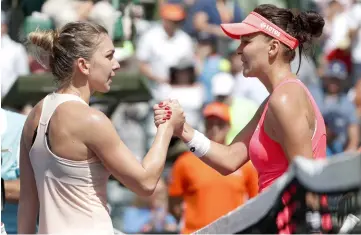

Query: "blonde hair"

xmin=27 ymin=21 xmax=108 ymax=85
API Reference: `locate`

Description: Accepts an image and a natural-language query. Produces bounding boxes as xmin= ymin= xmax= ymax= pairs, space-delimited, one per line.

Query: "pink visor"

xmin=221 ymin=12 xmax=299 ymax=50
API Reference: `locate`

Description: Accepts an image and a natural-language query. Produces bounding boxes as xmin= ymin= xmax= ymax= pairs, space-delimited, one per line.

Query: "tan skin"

xmin=18 ymin=33 xmax=185 ymax=233
xmin=3 ymin=180 xmax=20 ymax=203
xmin=155 ymin=32 xmax=316 ymax=175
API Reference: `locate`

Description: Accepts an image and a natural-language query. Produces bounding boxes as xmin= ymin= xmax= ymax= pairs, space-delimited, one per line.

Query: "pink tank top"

xmin=248 ymin=79 xmax=326 ymax=192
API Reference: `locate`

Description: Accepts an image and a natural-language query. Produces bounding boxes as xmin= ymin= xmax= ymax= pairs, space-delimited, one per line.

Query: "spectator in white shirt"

xmin=136 ymin=3 xmax=194 ymax=102
xmin=136 ymin=3 xmax=195 ymax=149
xmin=167 ymin=58 xmax=205 ymax=130
xmin=1 ymin=11 xmax=29 ymax=98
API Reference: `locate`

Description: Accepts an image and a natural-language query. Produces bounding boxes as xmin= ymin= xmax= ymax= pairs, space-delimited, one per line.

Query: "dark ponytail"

xmin=253 ymin=4 xmax=325 ymax=73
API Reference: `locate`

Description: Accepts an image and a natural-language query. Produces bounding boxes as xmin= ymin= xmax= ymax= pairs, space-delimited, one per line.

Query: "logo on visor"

xmin=260 ymin=22 xmax=281 ymax=37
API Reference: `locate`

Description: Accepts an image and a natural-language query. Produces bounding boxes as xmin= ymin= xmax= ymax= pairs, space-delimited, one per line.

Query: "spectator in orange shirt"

xmin=168 ymin=102 xmax=258 ymax=234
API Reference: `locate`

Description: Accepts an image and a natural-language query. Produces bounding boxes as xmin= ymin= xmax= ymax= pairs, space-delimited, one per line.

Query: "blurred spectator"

xmin=41 ymin=0 xmax=117 ymax=38
xmin=195 ymin=32 xmax=228 ymax=104
xmin=322 ymin=1 xmax=349 ymax=55
xmin=351 ymin=79 xmax=361 ymax=118
xmin=168 ymin=102 xmax=258 ymax=234
xmin=1 ymin=11 xmax=30 ymax=98
xmin=136 ymin=3 xmax=194 ymax=148
xmin=237 ymin=0 xmax=287 ymax=15
xmin=182 ymin=0 xmax=243 ymax=55
xmin=313 ymin=0 xmax=352 ymax=12
xmin=321 ymin=0 xmax=345 ymax=44
xmin=163 ymin=0 xmax=195 ymax=8
xmin=183 ymin=0 xmax=243 ymax=38
xmin=348 ymin=78 xmax=361 ymax=146
xmin=122 ymin=178 xmax=177 ymax=234
xmin=1 ymin=108 xmax=26 ymax=234
xmin=136 ymin=3 xmax=193 ymax=102
xmin=211 ymin=72 xmax=259 ymax=144
xmin=346 ymin=0 xmax=361 ymax=84
xmin=228 ymin=46 xmax=269 ymax=105
xmin=123 ymin=2 xmax=152 ymax=41
xmin=324 ymin=112 xmax=349 ymax=156
xmin=291 ymin=50 xmax=325 ymax=110
xmin=167 ymin=58 xmax=205 ymax=129
xmin=322 ymin=60 xmax=360 ymax=152
xmin=111 ymin=102 xmax=149 ymax=162
xmin=322 ymin=0 xmax=361 ymax=84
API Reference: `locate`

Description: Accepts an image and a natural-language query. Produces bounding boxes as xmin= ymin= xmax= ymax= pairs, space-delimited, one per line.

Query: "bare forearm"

xmin=18 ymin=199 xmax=39 ymax=233
xmin=4 ymin=179 xmax=20 ymax=203
xmin=179 ymin=123 xmax=248 ymax=175
xmin=141 ymin=124 xmax=174 ymax=190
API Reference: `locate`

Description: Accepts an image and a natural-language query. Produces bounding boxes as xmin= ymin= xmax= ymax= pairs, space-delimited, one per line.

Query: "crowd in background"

xmin=1 ymin=0 xmax=361 ymax=234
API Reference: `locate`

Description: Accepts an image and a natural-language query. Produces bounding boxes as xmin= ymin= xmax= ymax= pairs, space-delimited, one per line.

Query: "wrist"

xmin=185 ymin=130 xmax=210 ymax=158
xmin=178 ymin=123 xmax=195 ymax=142
xmin=158 ymin=122 xmax=174 ymax=135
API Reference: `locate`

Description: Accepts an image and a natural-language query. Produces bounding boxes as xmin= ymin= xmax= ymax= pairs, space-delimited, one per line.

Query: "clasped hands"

xmin=153 ymin=99 xmax=185 ymax=136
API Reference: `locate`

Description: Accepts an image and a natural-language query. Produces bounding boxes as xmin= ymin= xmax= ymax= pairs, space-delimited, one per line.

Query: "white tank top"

xmin=29 ymin=93 xmax=114 ymax=235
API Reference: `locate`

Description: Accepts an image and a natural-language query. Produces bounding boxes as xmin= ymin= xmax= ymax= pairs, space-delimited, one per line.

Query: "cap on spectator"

xmin=160 ymin=4 xmax=185 ymax=21
xmin=325 ymin=60 xmax=348 ymax=80
xmin=203 ymin=102 xmax=231 ymax=123
xmin=324 ymin=111 xmax=348 ymax=134
xmin=211 ymin=72 xmax=235 ymax=97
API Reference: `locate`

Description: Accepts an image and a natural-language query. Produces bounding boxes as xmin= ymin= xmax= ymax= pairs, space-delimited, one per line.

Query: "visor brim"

xmin=220 ymin=23 xmax=260 ymax=39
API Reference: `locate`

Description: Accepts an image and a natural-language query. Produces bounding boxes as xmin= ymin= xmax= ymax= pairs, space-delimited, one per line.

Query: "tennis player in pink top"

xmin=17 ymin=22 xmax=184 ymax=234
xmin=154 ymin=4 xmax=327 ymax=193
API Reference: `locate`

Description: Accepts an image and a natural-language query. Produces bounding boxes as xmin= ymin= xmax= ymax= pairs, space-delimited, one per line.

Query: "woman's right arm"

xmin=85 ymin=107 xmax=182 ymax=196
xmin=178 ymin=113 xmax=259 ymax=175
xmin=155 ymin=100 xmax=265 ymax=175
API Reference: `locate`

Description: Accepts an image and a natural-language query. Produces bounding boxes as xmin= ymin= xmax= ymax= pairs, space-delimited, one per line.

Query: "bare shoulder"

xmin=268 ymin=82 xmax=307 ymax=113
xmin=54 ymin=102 xmax=112 ymax=131
xmin=22 ymin=99 xmax=44 ymax=150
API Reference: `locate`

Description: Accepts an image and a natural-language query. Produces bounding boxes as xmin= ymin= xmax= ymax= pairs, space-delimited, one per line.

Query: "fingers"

xmin=153 ymin=99 xmax=181 ymax=111
xmin=153 ymin=105 xmax=172 ymax=128
xmin=154 ymin=113 xmax=171 ymax=127
xmin=154 ymin=109 xmax=172 ymax=116
xmin=154 ymin=113 xmax=170 ymax=122
xmin=154 ymin=119 xmax=166 ymax=127
xmin=153 ymin=100 xmax=172 ymax=110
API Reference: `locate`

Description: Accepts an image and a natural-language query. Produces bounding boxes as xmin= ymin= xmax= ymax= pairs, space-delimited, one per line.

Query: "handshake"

xmin=153 ymin=99 xmax=186 ymax=136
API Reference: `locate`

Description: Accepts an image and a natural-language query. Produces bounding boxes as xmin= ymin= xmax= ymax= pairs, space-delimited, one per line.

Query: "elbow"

xmin=137 ymin=181 xmax=156 ymax=197
xmin=218 ymin=160 xmax=241 ymax=176
xmin=211 ymin=162 xmax=237 ymax=176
